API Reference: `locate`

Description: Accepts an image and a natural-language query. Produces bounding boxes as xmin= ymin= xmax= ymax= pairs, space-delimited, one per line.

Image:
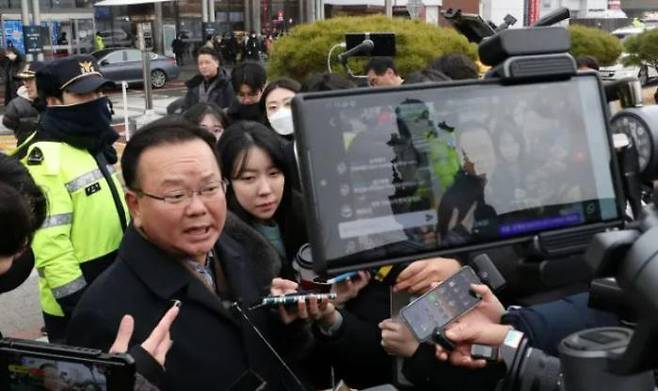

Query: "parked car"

xmin=92 ymin=48 xmax=180 ymax=88
xmin=599 ymin=54 xmax=658 ymax=86
xmin=599 ymin=25 xmax=658 ymax=86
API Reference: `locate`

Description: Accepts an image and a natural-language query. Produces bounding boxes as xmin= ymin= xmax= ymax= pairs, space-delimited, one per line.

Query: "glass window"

xmin=179 ymin=18 xmax=202 ymax=41
xmin=101 ymin=50 xmax=124 ymax=64
xmin=125 ymin=49 xmax=141 ymax=61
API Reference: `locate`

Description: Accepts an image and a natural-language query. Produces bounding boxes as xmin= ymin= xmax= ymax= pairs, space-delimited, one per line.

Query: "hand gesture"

xmin=110 ymin=302 xmax=180 ymax=367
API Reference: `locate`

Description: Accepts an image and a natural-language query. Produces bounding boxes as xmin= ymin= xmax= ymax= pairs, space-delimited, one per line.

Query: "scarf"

xmin=227 ymin=101 xmax=265 ymax=124
xmin=38 ymin=96 xmax=118 ymax=163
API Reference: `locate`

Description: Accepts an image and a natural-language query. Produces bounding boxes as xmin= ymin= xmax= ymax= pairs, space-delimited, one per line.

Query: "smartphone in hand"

xmin=400 ymin=266 xmax=481 ymax=342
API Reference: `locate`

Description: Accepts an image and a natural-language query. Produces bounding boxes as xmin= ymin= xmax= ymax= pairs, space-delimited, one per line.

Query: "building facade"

xmin=480 ymin=0 xmax=524 ymax=26
xmin=621 ymin=0 xmax=658 ymax=18
xmin=0 ymin=0 xmax=95 ymax=56
xmin=0 ymin=0 xmax=488 ymax=56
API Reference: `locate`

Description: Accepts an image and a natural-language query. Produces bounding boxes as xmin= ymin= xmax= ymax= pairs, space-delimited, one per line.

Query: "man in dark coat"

xmin=181 ymin=46 xmax=234 ymax=111
xmin=1 ymin=43 xmax=24 ymax=106
xmin=171 ymin=33 xmax=186 ymax=66
xmin=67 ymin=118 xmax=309 ymax=391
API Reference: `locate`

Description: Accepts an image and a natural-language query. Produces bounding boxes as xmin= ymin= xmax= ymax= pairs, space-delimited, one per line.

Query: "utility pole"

xmin=21 ymin=0 xmax=32 ymax=61
xmin=202 ymin=0 xmax=209 ymax=23
xmin=209 ymin=0 xmax=216 ymax=22
xmin=154 ymin=2 xmax=163 ymax=54
xmin=252 ymin=0 xmax=261 ymax=33
xmin=31 ymin=0 xmax=42 ymax=60
xmin=385 ymin=0 xmax=392 ymax=17
xmin=245 ymin=0 xmax=252 ymax=32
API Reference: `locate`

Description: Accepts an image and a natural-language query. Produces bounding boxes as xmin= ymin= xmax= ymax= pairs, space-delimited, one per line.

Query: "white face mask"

xmin=268 ymin=107 xmax=294 ymax=136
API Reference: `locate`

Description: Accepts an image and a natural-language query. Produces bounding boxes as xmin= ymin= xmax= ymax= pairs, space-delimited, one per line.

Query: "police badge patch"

xmin=85 ymin=182 xmax=101 ymax=196
xmin=27 ymin=147 xmax=44 ymax=165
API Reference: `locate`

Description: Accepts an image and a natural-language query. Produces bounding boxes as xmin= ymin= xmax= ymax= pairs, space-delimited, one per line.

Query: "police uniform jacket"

xmin=22 ymin=140 xmax=128 ymax=318
xmin=67 ymin=224 xmax=311 ymax=391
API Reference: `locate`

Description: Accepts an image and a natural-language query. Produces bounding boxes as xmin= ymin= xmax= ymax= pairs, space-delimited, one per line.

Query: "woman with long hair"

xmin=216 ymin=121 xmax=307 ymax=279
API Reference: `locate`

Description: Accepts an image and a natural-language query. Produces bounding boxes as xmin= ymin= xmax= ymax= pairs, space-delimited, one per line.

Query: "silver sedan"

xmin=92 ymin=48 xmax=180 ymax=88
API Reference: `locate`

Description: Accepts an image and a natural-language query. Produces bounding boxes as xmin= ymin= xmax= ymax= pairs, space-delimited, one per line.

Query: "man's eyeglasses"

xmin=134 ymin=180 xmax=228 ymax=205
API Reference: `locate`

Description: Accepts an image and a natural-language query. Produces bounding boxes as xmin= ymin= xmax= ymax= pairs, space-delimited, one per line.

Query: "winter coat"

xmin=182 ymin=69 xmax=234 ymax=111
xmin=1 ymin=48 xmax=23 ymax=105
xmin=3 ymin=86 xmax=38 ymax=144
xmin=67 ymin=224 xmax=311 ymax=391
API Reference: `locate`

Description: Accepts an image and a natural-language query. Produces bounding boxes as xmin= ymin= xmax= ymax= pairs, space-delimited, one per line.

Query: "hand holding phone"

xmin=332 ymin=270 xmax=371 ymax=305
xmin=270 ymin=278 xmax=339 ymax=325
xmin=434 ymin=284 xmax=509 ymax=369
xmin=400 ymin=266 xmax=482 ymax=342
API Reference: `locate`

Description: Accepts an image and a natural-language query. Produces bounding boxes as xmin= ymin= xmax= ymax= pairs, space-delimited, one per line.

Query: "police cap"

xmin=15 ymin=61 xmax=44 ymax=80
xmin=37 ymin=54 xmax=115 ymax=94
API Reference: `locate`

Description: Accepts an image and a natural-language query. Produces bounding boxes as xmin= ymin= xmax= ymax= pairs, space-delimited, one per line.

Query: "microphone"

xmin=337 ymin=39 xmax=375 ymax=63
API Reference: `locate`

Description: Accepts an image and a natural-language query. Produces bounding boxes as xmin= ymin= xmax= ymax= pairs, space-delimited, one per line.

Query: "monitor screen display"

xmin=293 ymin=74 xmax=622 ymax=272
xmin=4 ymin=353 xmax=109 ymax=390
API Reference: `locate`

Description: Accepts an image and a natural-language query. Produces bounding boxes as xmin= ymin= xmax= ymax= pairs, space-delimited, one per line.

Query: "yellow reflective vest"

xmin=22 ymin=141 xmax=128 ymax=317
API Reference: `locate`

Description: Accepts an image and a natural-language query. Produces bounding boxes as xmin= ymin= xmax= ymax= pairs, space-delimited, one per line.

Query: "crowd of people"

xmin=171 ymin=31 xmax=279 ymax=68
xmin=0 ymin=43 xmax=623 ymax=391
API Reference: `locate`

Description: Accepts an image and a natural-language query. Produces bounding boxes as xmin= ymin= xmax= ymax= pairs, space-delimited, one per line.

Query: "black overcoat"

xmin=67 ymin=224 xmax=305 ymax=391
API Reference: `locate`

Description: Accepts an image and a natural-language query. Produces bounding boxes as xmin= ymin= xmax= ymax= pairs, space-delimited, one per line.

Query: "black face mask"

xmin=39 ymin=96 xmax=118 ymax=163
xmin=0 ymin=250 xmax=34 ymax=294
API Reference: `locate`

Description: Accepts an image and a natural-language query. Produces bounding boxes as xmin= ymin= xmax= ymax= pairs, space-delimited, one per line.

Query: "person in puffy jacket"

xmin=181 ymin=47 xmax=234 ymax=111
xmin=3 ymin=62 xmax=43 ymax=145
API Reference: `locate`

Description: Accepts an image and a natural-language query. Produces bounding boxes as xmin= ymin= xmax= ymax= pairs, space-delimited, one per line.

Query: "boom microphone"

xmin=337 ymin=39 xmax=375 ymax=63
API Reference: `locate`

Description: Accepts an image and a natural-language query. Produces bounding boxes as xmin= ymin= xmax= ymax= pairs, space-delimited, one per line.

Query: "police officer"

xmin=22 ymin=55 xmax=129 ymax=342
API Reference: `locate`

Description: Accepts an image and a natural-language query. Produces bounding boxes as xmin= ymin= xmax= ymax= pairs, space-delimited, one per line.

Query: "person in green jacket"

xmin=94 ymin=32 xmax=105 ymax=51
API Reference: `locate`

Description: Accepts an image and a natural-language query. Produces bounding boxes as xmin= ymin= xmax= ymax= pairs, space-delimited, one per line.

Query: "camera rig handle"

xmin=584 ymin=206 xmax=658 ymax=376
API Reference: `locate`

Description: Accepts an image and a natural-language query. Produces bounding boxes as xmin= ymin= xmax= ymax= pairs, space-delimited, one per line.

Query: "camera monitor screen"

xmin=0 ymin=339 xmax=135 ymax=391
xmin=293 ymin=73 xmax=623 ymax=273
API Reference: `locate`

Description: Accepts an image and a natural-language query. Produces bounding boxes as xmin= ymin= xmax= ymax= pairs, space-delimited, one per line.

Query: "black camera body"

xmin=301 ymin=7 xmax=658 ymax=390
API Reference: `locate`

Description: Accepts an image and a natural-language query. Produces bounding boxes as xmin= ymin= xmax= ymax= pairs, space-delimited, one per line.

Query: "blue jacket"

xmin=504 ymin=293 xmax=620 ymax=356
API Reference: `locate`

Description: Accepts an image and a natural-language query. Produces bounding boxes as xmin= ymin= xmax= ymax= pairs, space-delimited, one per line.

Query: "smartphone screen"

xmin=400 ymin=266 xmax=481 ymax=342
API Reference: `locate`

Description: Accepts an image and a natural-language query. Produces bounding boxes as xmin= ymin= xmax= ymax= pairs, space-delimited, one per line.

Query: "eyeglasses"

xmin=134 ymin=180 xmax=228 ymax=205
